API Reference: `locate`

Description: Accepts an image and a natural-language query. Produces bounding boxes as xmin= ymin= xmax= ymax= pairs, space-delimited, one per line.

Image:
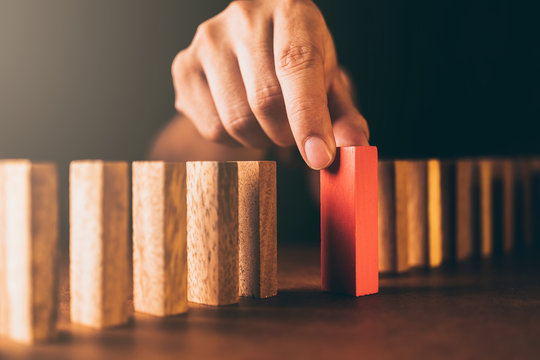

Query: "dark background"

xmin=0 ymin=0 xmax=538 ymax=245
xmin=317 ymin=0 xmax=540 ymax=158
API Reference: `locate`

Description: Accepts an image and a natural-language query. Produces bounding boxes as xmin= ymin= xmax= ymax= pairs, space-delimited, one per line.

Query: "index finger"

xmin=273 ymin=5 xmax=336 ymax=170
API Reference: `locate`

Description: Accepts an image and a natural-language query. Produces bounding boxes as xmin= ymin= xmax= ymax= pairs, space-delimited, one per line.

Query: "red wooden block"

xmin=321 ymin=146 xmax=378 ymax=296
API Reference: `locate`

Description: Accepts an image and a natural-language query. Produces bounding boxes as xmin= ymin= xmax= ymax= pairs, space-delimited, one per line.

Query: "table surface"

xmin=1 ymin=243 xmax=539 ymax=360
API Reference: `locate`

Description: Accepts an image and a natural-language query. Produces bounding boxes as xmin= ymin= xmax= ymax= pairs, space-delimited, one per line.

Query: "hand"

xmin=171 ymin=0 xmax=369 ymax=169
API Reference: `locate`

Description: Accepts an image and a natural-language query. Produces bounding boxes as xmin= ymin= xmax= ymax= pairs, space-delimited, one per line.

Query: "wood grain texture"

xmin=494 ymin=159 xmax=515 ymax=253
xmin=132 ymin=162 xmax=188 ymax=316
xmin=478 ymin=159 xmax=493 ymax=257
xmin=321 ymin=146 xmax=378 ymax=296
xmin=404 ymin=160 xmax=428 ymax=268
xmin=237 ymin=161 xmax=277 ymax=298
xmin=516 ymin=160 xmax=532 ymax=249
xmin=380 ymin=160 xmax=427 ymax=272
xmin=70 ymin=161 xmax=130 ymax=328
xmin=0 ymin=162 xmax=6 ymax=339
xmin=456 ymin=160 xmax=476 ymax=261
xmin=377 ymin=161 xmax=396 ymax=273
xmin=0 ymin=160 xmax=58 ymax=344
xmin=518 ymin=159 xmax=540 ymax=249
xmin=427 ymin=159 xmax=443 ymax=267
xmin=394 ymin=161 xmax=411 ymax=272
xmin=3 ymin=244 xmax=540 ymax=360
xmin=186 ymin=162 xmax=239 ymax=306
xmin=427 ymin=159 xmax=455 ymax=267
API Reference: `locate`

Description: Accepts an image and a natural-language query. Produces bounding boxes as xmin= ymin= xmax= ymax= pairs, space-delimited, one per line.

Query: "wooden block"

xmin=480 ymin=158 xmax=517 ymax=256
xmin=0 ymin=164 xmax=5 ymax=339
xmin=70 ymin=161 xmax=130 ymax=328
xmin=0 ymin=160 xmax=58 ymax=344
xmin=377 ymin=160 xmax=409 ymax=273
xmin=321 ymin=146 xmax=378 ymax=296
xmin=377 ymin=161 xmax=396 ymax=273
xmin=132 ymin=161 xmax=188 ymax=316
xmin=403 ymin=160 xmax=428 ymax=268
xmin=456 ymin=159 xmax=477 ymax=261
xmin=427 ymin=159 xmax=455 ymax=267
xmin=478 ymin=159 xmax=493 ymax=257
xmin=186 ymin=162 xmax=239 ymax=306
xmin=427 ymin=159 xmax=443 ymax=266
xmin=518 ymin=159 xmax=540 ymax=250
xmin=394 ymin=161 xmax=411 ymax=272
xmin=237 ymin=161 xmax=277 ymax=299
xmin=516 ymin=159 xmax=531 ymax=250
xmin=493 ymin=159 xmax=515 ymax=253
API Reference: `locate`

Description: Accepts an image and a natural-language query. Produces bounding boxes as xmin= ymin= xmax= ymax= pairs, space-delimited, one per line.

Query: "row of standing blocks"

xmin=378 ymin=158 xmax=540 ymax=273
xmin=0 ymin=160 xmax=277 ymax=344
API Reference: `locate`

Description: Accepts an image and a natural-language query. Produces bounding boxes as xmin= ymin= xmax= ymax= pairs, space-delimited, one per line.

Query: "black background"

xmin=316 ymin=0 xmax=540 ymax=158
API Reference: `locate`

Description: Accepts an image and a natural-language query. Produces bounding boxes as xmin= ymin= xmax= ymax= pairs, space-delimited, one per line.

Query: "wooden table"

xmin=1 ymin=243 xmax=539 ymax=360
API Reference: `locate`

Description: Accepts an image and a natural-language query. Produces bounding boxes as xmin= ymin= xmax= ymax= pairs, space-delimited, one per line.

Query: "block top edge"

xmin=70 ymin=160 xmax=128 ymax=165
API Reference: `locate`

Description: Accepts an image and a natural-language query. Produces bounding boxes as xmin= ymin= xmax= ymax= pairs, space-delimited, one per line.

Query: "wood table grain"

xmin=0 ymin=243 xmax=539 ymax=360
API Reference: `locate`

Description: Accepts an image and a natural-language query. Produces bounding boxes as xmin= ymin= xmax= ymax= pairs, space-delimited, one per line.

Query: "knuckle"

xmin=226 ymin=3 xmax=255 ymax=39
xmin=225 ymin=0 xmax=251 ymax=16
xmin=194 ymin=22 xmax=208 ymax=42
xmin=194 ymin=20 xmax=217 ymax=44
xmin=174 ymin=97 xmax=184 ymax=113
xmin=171 ymin=49 xmax=188 ymax=79
xmin=174 ymin=89 xmax=193 ymax=115
xmin=193 ymin=20 xmax=224 ymax=58
xmin=249 ymin=84 xmax=283 ymax=115
xmin=277 ymin=43 xmax=322 ymax=75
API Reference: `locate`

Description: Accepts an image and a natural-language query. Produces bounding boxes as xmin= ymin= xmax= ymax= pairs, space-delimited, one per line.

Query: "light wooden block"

xmin=0 ymin=163 xmax=6 ymax=338
xmin=383 ymin=160 xmax=429 ymax=271
xmin=393 ymin=161 xmax=410 ymax=272
xmin=403 ymin=160 xmax=428 ymax=268
xmin=0 ymin=164 xmax=4 ymax=339
xmin=427 ymin=159 xmax=443 ymax=267
xmin=0 ymin=160 xmax=58 ymax=344
xmin=187 ymin=162 xmax=239 ymax=306
xmin=456 ymin=159 xmax=477 ymax=261
xmin=132 ymin=161 xmax=188 ymax=316
xmin=70 ymin=161 xmax=130 ymax=328
xmin=237 ymin=161 xmax=277 ymax=298
xmin=493 ymin=159 xmax=515 ymax=253
xmin=478 ymin=159 xmax=493 ymax=257
xmin=516 ymin=160 xmax=532 ymax=250
xmin=427 ymin=159 xmax=455 ymax=267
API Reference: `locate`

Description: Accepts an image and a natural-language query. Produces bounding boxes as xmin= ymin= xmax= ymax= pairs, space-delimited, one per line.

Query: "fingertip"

xmin=303 ymin=136 xmax=335 ymax=170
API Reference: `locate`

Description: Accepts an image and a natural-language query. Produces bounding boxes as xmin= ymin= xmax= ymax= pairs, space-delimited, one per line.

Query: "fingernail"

xmin=304 ymin=136 xmax=334 ymax=170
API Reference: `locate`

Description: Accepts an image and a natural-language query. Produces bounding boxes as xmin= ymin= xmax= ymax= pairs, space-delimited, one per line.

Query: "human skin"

xmin=152 ymin=0 xmax=369 ymax=169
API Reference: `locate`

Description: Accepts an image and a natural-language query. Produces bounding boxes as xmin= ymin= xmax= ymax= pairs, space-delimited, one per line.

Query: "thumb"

xmin=328 ymin=69 xmax=370 ymax=147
